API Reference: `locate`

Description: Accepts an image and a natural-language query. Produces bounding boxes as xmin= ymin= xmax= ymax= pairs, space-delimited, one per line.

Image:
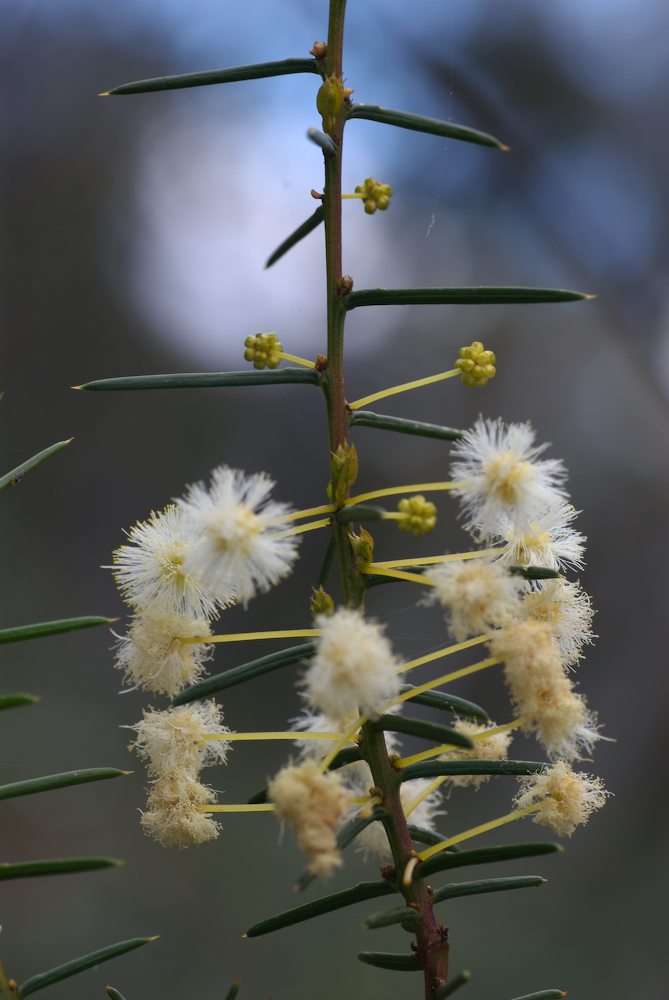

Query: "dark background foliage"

xmin=1 ymin=2 xmax=668 ymax=997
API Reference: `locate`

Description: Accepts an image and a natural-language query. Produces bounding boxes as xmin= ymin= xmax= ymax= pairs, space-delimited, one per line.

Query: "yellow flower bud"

xmin=454 ymin=341 xmax=496 ymax=387
xmin=317 ymin=75 xmax=345 ymax=134
xmin=244 ymin=332 xmax=283 ymax=370
xmin=354 ymin=177 xmax=393 ymax=214
xmin=397 ymin=495 xmax=437 ymax=536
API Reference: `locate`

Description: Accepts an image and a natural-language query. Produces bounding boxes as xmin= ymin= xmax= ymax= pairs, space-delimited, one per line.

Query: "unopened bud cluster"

xmin=355 ymin=177 xmax=393 ymax=214
xmin=397 ymin=495 xmax=437 ymax=536
xmin=455 ymin=341 xmax=496 ymax=387
xmin=244 ymin=332 xmax=282 ymax=370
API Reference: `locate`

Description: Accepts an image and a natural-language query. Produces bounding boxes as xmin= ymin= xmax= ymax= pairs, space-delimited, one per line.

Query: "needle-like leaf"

xmin=101 ymin=58 xmax=319 ymax=95
xmin=20 ymin=937 xmax=157 ymax=997
xmin=0 ymin=439 xmax=72 ymax=492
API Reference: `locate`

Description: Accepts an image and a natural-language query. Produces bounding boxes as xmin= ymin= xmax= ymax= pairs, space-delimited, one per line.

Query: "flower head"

xmin=111 ymin=505 xmax=220 ymax=619
xmin=140 ymin=767 xmax=220 ymax=848
xmin=114 ymin=605 xmax=212 ymax=696
xmin=268 ymin=759 xmax=353 ymax=877
xmin=129 ymin=701 xmax=230 ymax=777
xmin=450 ymin=417 xmax=568 ymax=537
xmin=179 ymin=466 xmax=299 ymax=606
xmin=490 ymin=621 xmax=599 ymax=760
xmin=514 ymin=760 xmax=608 ymax=836
xmin=426 ymin=557 xmax=524 ymax=641
xmin=522 ymin=579 xmax=596 ymax=667
xmin=302 ymin=608 xmax=403 ymax=722
xmin=495 ymin=503 xmax=586 ymax=572
xmin=442 ymin=719 xmax=513 ymax=789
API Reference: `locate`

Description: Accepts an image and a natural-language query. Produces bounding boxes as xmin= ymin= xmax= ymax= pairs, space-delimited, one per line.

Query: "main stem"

xmin=322 ymin=4 xmax=449 ymax=996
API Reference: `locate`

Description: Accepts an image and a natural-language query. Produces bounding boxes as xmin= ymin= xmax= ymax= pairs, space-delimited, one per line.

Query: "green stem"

xmin=320 ymin=4 xmax=449 ymax=996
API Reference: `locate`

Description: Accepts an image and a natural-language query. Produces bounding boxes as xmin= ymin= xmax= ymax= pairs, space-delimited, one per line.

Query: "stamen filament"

xmin=206 ymin=731 xmax=346 ymax=742
xmin=417 ymin=803 xmax=542 ymax=861
xmin=362 ymin=566 xmax=436 ymax=586
xmin=372 ymin=549 xmax=500 ymax=569
xmin=380 ymin=657 xmax=500 ymax=712
xmin=182 ymin=628 xmax=321 ymax=645
xmin=277 ymin=503 xmax=337 ymax=523
xmin=345 ymin=482 xmax=457 ymax=506
xmin=273 ymin=517 xmax=331 ymax=539
xmin=198 ymin=803 xmax=276 ymax=813
xmin=278 ymin=351 xmax=316 ymax=369
xmin=399 ymin=635 xmax=490 ymax=676
xmin=349 ymin=370 xmax=459 ymax=411
xmin=396 ymin=720 xmax=520 ymax=768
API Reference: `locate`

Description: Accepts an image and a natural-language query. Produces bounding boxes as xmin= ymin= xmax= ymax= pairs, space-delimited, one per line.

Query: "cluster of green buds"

xmin=244 ymin=333 xmax=283 ymax=370
xmin=316 ymin=74 xmax=350 ymax=134
xmin=354 ymin=177 xmax=393 ymax=214
xmin=396 ymin=495 xmax=437 ymax=536
xmin=454 ymin=340 xmax=496 ymax=387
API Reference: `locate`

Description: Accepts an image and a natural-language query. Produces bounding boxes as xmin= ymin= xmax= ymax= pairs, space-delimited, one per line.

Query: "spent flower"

xmin=114 ymin=605 xmax=212 ymax=696
xmin=514 ymin=760 xmax=608 ymax=836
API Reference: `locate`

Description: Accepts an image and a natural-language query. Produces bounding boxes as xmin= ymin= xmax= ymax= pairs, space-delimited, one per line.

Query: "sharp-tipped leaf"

xmin=19 ymin=937 xmax=157 ymax=997
xmin=0 ymin=439 xmax=72 ymax=492
xmin=400 ymin=686 xmax=490 ymax=723
xmin=364 ymin=905 xmax=418 ymax=929
xmin=508 ymin=565 xmax=561 ymax=581
xmin=224 ymin=982 xmax=240 ymax=1000
xmin=418 ymin=842 xmax=562 ymax=879
xmin=374 ymin=714 xmax=474 ymax=749
xmin=0 ymin=616 xmax=111 ymax=645
xmin=265 ymin=206 xmax=324 ymax=268
xmin=408 ymin=824 xmax=449 ymax=848
xmin=433 ymin=875 xmax=546 ymax=905
xmin=0 ymin=857 xmax=121 ymax=881
xmin=77 ymin=369 xmax=319 ymax=391
xmin=0 ymin=767 xmax=127 ymax=802
xmin=350 ymin=411 xmax=464 ymax=442
xmin=245 ymin=880 xmax=395 ymax=937
xmin=357 ymin=952 xmax=421 ymax=972
xmin=507 ymin=993 xmax=566 ymax=1000
xmin=103 ymin=58 xmax=319 ymax=95
xmin=105 ymin=988 xmax=127 ymax=1000
xmin=335 ymin=504 xmax=386 ymax=524
xmin=172 ymin=643 xmax=316 ymax=706
xmin=0 ymin=693 xmax=39 ymax=711
xmin=345 ymin=286 xmax=591 ymax=310
xmin=401 ymin=760 xmax=547 ymax=782
xmin=347 ymin=104 xmax=505 ymax=150
xmin=435 ymin=971 xmax=471 ymax=998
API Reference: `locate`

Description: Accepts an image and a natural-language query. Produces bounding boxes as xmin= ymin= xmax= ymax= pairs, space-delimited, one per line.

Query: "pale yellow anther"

xmin=454 ymin=341 xmax=496 ymax=388
xmin=396 ymin=495 xmax=437 ymax=536
xmin=244 ymin=333 xmax=283 ymax=370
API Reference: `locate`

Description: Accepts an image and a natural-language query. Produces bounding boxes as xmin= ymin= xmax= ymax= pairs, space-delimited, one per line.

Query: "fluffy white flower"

xmin=514 ymin=761 xmax=608 ymax=837
xmin=114 ymin=605 xmax=213 ymax=696
xmin=302 ymin=609 xmax=403 ymax=722
xmin=450 ymin=417 xmax=568 ymax=537
xmin=522 ymin=579 xmax=596 ymax=667
xmin=111 ymin=505 xmax=221 ymax=618
xmin=355 ymin=779 xmax=443 ymax=859
xmin=441 ymin=719 xmax=513 ymax=789
xmin=129 ymin=701 xmax=230 ymax=777
xmin=426 ymin=557 xmax=524 ymax=640
xmin=141 ymin=767 xmax=220 ymax=848
xmin=178 ymin=465 xmax=299 ymax=606
xmin=494 ymin=503 xmax=586 ymax=572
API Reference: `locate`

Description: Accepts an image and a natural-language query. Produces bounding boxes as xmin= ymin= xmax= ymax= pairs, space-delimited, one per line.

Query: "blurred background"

xmin=1 ymin=1 xmax=668 ymax=997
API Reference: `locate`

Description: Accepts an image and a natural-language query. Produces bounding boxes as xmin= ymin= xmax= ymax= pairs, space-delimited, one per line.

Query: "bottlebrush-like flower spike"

xmin=522 ymin=579 xmax=596 ymax=667
xmin=114 ymin=605 xmax=213 ymax=696
xmin=129 ymin=702 xmax=230 ymax=777
xmin=514 ymin=760 xmax=608 ymax=836
xmin=111 ymin=505 xmax=221 ymax=618
xmin=178 ymin=465 xmax=299 ymax=606
xmin=425 ymin=556 xmax=524 ymax=641
xmin=302 ymin=609 xmax=403 ymax=722
xmin=449 ymin=416 xmax=568 ymax=536
xmin=268 ymin=759 xmax=353 ymax=877
xmin=141 ymin=767 xmax=220 ymax=848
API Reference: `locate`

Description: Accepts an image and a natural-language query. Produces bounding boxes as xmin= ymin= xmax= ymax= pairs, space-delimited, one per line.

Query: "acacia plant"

xmin=79 ymin=4 xmax=608 ymax=998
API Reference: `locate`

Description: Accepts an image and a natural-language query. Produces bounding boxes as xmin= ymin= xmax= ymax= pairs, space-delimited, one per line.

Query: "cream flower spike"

xmin=178 ymin=465 xmax=300 ymax=606
xmin=522 ymin=579 xmax=596 ymax=667
xmin=514 ymin=760 xmax=608 ymax=836
xmin=141 ymin=767 xmax=220 ymax=848
xmin=494 ymin=502 xmax=586 ymax=572
xmin=111 ymin=505 xmax=221 ymax=618
xmin=355 ymin=779 xmax=443 ymax=859
xmin=114 ymin=604 xmax=213 ymax=697
xmin=129 ymin=702 xmax=230 ymax=777
xmin=268 ymin=759 xmax=352 ymax=877
xmin=302 ymin=608 xmax=403 ymax=722
xmin=450 ymin=416 xmax=568 ymax=537
xmin=425 ymin=556 xmax=525 ymax=641
xmin=489 ymin=620 xmax=600 ymax=761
